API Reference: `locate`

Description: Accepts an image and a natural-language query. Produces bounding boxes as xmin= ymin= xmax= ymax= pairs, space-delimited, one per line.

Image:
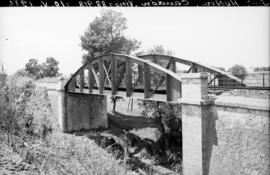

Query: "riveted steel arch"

xmin=138 ymin=54 xmax=244 ymax=87
xmin=64 ymin=53 xmax=182 ymax=102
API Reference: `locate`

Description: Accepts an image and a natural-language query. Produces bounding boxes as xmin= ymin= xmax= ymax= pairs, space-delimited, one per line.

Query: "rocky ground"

xmin=74 ymin=111 xmax=182 ymax=175
xmin=0 ymin=134 xmax=37 ymax=175
xmin=75 ymin=129 xmax=180 ymax=175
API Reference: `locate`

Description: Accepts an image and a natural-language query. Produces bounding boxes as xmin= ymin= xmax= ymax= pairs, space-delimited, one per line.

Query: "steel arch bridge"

xmin=138 ymin=54 xmax=244 ymax=87
xmin=64 ymin=53 xmax=243 ymax=102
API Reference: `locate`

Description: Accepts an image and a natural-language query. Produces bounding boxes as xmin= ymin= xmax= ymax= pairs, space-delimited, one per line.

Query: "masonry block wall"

xmin=207 ymin=97 xmax=270 ymax=175
xmin=181 ymin=73 xmax=270 ymax=175
xmin=63 ymin=92 xmax=108 ymax=132
xmin=37 ymin=78 xmax=108 ymax=132
xmin=181 ymin=73 xmax=211 ymax=175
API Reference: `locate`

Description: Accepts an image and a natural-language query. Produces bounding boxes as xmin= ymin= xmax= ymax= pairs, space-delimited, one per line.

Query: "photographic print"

xmin=0 ymin=5 xmax=269 ymax=175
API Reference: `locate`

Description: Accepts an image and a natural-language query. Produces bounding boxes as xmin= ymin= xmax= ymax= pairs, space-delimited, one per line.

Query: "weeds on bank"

xmin=0 ymin=74 xmax=136 ymax=175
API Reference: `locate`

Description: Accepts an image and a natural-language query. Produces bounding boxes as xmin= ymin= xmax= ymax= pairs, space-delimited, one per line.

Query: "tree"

xmin=138 ymin=100 xmax=182 ymax=156
xmin=137 ymin=45 xmax=174 ymax=85
xmin=228 ymin=64 xmax=248 ymax=81
xmin=80 ymin=9 xmax=141 ymax=63
xmin=42 ymin=57 xmax=59 ymax=77
xmin=25 ymin=57 xmax=59 ymax=79
xmin=13 ymin=69 xmax=30 ymax=77
xmin=137 ymin=45 xmax=174 ymax=66
xmin=110 ymin=96 xmax=123 ymax=113
xmin=254 ymin=66 xmax=270 ymax=72
xmin=146 ymin=45 xmax=174 ymax=56
xmin=25 ymin=58 xmax=40 ymax=77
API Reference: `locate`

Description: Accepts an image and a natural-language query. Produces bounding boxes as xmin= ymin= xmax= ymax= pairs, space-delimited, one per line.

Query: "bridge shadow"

xmin=108 ymin=111 xmax=160 ymax=130
xmin=202 ymin=105 xmax=218 ymax=175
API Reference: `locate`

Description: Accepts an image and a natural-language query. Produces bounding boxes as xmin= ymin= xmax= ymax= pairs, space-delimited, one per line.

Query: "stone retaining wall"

xmin=180 ymin=73 xmax=269 ymax=175
xmin=63 ymin=92 xmax=107 ymax=132
xmin=206 ymin=96 xmax=269 ymax=175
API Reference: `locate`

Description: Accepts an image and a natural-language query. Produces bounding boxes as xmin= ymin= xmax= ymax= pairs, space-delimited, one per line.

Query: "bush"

xmin=138 ymin=101 xmax=182 ymax=154
xmin=0 ymin=75 xmax=36 ymax=146
xmin=0 ymin=75 xmax=55 ymax=145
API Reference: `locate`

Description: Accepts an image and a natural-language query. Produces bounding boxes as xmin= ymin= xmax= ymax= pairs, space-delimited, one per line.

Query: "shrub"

xmin=0 ymin=75 xmax=35 ymax=145
xmin=0 ymin=75 xmax=55 ymax=144
xmin=23 ymin=87 xmax=56 ymax=139
xmin=138 ymin=101 xmax=182 ymax=153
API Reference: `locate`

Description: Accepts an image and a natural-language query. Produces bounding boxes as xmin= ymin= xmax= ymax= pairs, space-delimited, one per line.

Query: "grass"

xmin=0 ymin=131 xmax=137 ymax=175
xmin=0 ymin=74 xmax=138 ymax=175
xmin=37 ymin=132 xmax=137 ymax=175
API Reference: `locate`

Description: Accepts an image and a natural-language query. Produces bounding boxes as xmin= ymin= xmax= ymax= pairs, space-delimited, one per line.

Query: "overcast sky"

xmin=0 ymin=7 xmax=269 ymax=75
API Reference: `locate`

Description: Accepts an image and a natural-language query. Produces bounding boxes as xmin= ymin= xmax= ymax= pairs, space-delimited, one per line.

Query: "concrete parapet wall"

xmin=181 ymin=73 xmax=269 ymax=175
xmin=182 ymin=96 xmax=269 ymax=175
xmin=206 ymin=96 xmax=270 ymax=175
xmin=64 ymin=92 xmax=108 ymax=132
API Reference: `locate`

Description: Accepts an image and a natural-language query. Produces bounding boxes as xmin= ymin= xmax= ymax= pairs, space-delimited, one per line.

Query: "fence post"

xmin=180 ymin=73 xmax=213 ymax=175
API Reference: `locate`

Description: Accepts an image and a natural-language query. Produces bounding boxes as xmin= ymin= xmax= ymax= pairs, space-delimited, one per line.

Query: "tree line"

xmin=17 ymin=57 xmax=60 ymax=80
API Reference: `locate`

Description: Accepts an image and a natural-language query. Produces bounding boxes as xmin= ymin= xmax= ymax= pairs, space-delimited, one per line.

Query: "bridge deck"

xmin=72 ymin=88 xmax=168 ymax=102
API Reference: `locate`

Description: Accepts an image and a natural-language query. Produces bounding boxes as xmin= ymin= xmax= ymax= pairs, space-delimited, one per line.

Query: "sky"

xmin=0 ymin=7 xmax=269 ymax=75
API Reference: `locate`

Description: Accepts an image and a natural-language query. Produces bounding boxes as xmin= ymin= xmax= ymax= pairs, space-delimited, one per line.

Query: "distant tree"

xmin=25 ymin=57 xmax=59 ymax=79
xmin=228 ymin=64 xmax=248 ymax=81
xmin=146 ymin=45 xmax=174 ymax=56
xmin=41 ymin=57 xmax=59 ymax=77
xmin=137 ymin=45 xmax=174 ymax=85
xmin=80 ymin=9 xmax=141 ymax=63
xmin=13 ymin=69 xmax=30 ymax=77
xmin=137 ymin=45 xmax=174 ymax=65
xmin=254 ymin=66 xmax=270 ymax=72
xmin=25 ymin=58 xmax=41 ymax=77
